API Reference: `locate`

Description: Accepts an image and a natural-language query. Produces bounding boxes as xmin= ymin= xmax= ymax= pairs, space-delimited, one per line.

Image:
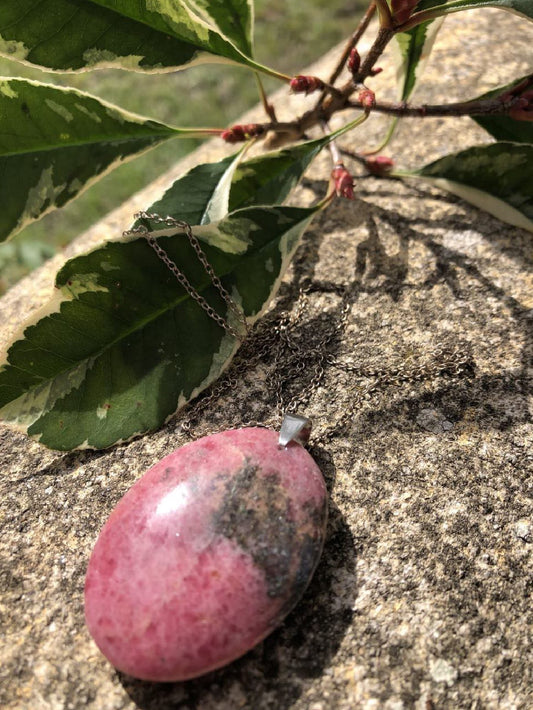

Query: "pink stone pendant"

xmin=84 ymin=426 xmax=328 ymax=682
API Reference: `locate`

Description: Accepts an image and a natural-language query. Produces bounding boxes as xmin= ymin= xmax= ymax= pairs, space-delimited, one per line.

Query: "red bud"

xmin=358 ymin=89 xmax=376 ymax=111
xmin=221 ymin=124 xmax=264 ymax=143
xmin=290 ymin=75 xmax=324 ymax=95
xmin=347 ymin=48 xmax=361 ymax=76
xmin=365 ymin=156 xmax=394 ymax=176
xmin=332 ymin=164 xmax=354 ymax=200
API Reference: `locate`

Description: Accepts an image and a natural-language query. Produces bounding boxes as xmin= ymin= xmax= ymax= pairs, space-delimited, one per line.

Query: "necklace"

xmin=84 ymin=212 xmax=473 ymax=683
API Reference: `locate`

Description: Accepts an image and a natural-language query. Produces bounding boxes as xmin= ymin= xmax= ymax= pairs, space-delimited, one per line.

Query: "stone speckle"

xmin=429 ymin=659 xmax=458 ymax=687
xmin=514 ymin=520 xmax=531 ymax=542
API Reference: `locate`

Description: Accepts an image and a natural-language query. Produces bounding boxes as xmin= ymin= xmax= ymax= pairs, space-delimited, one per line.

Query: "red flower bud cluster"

xmin=390 ymin=0 xmax=419 ymax=25
xmin=289 ymin=75 xmax=324 ymax=95
xmin=358 ymin=88 xmax=376 ymax=111
xmin=365 ymin=155 xmax=395 ymax=176
xmin=332 ymin=164 xmax=354 ymax=200
xmin=502 ymin=77 xmax=533 ymax=122
xmin=221 ymin=124 xmax=265 ymax=143
xmin=347 ymin=48 xmax=360 ymax=76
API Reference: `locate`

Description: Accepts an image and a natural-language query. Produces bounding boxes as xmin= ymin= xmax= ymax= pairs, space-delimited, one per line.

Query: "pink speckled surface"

xmin=85 ymin=428 xmax=327 ymax=681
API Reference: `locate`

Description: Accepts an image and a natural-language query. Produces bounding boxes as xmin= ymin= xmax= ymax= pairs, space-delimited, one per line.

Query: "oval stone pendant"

xmin=84 ymin=427 xmax=327 ymax=682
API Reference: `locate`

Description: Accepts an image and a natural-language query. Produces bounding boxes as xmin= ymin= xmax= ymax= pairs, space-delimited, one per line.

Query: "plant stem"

xmin=348 ymin=94 xmax=527 ymax=117
xmin=339 ymin=147 xmax=371 ymax=166
xmin=250 ymin=60 xmax=292 ymax=83
xmin=352 ymin=27 xmax=395 ymax=83
xmin=294 ymin=26 xmax=395 ymax=139
xmin=254 ymin=73 xmax=278 ymax=122
xmin=321 ymin=121 xmax=342 ymax=164
xmin=326 ymin=2 xmax=377 ymax=88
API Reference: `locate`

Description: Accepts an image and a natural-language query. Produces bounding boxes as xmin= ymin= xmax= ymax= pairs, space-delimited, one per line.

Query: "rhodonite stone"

xmin=84 ymin=427 xmax=327 ymax=682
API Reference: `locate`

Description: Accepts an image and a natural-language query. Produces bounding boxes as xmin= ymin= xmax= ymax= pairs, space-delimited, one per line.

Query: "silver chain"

xmin=124 ymin=212 xmax=249 ymax=340
xmin=124 ymin=212 xmax=474 ymax=444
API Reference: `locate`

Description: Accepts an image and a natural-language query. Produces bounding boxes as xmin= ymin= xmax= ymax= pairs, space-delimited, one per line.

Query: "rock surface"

xmin=85 ymin=428 xmax=327 ymax=682
xmin=1 ymin=9 xmax=533 ymax=710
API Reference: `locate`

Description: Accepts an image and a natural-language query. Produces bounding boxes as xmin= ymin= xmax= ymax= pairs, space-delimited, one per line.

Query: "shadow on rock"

xmin=121 ymin=501 xmax=356 ymax=710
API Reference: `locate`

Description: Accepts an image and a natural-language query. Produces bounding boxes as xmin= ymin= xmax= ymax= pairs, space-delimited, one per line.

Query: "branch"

xmin=347 ymin=92 xmax=531 ymax=117
xmin=351 ymin=27 xmax=395 ymax=84
xmin=326 ymin=2 xmax=377 ymax=88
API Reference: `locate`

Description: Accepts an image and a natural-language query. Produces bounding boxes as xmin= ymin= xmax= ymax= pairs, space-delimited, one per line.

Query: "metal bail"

xmin=278 ymin=413 xmax=312 ymax=447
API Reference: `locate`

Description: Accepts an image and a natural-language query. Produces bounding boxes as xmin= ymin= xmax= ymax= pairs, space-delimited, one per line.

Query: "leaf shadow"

xmin=13 ymin=448 xmax=109 ymax=484
xmin=283 ymin=180 xmax=532 ymax=440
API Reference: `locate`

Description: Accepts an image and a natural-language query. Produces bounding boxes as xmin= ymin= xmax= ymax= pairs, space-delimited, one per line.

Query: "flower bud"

xmin=221 ymin=124 xmax=264 ymax=143
xmin=365 ymin=155 xmax=394 ymax=176
xmin=332 ymin=164 xmax=355 ymax=200
xmin=347 ymin=48 xmax=361 ymax=76
xmin=358 ymin=88 xmax=376 ymax=111
xmin=290 ymin=75 xmax=324 ymax=95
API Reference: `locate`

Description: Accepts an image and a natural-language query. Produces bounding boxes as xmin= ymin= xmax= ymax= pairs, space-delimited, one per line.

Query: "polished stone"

xmin=84 ymin=427 xmax=327 ymax=682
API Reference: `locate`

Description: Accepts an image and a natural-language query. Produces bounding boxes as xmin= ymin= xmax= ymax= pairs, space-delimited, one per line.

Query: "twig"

xmin=339 ymin=146 xmax=371 ymax=165
xmin=351 ymin=27 xmax=395 ymax=84
xmin=347 ymin=94 xmax=527 ymax=117
xmin=254 ymin=73 xmax=278 ymax=122
xmin=326 ymin=2 xmax=377 ymax=88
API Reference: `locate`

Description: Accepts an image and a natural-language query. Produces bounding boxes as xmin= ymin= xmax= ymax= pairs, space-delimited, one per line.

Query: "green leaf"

xmin=0 ymin=78 xmax=195 ymax=243
xmin=406 ymin=142 xmax=533 ymax=232
xmin=394 ymin=19 xmax=444 ymax=101
xmin=0 ymin=0 xmax=277 ymax=75
xmin=469 ymin=76 xmax=533 ymax=144
xmin=0 ymin=204 xmax=317 ymax=450
xmin=411 ymin=0 xmax=533 ymax=22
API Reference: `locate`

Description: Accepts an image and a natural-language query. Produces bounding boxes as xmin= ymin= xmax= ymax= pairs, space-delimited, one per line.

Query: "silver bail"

xmin=278 ymin=413 xmax=312 ymax=447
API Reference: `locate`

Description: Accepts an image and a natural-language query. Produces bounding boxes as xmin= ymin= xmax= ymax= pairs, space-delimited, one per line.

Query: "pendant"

xmin=84 ymin=418 xmax=327 ymax=682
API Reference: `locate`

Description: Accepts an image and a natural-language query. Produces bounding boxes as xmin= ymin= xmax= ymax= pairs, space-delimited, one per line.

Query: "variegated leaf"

xmin=407 ymin=142 xmax=533 ymax=232
xmin=0 ymin=78 xmax=195 ymax=243
xmin=0 ymin=0 xmax=277 ymax=75
xmin=394 ymin=19 xmax=444 ymax=101
xmin=0 ymin=204 xmax=317 ymax=450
